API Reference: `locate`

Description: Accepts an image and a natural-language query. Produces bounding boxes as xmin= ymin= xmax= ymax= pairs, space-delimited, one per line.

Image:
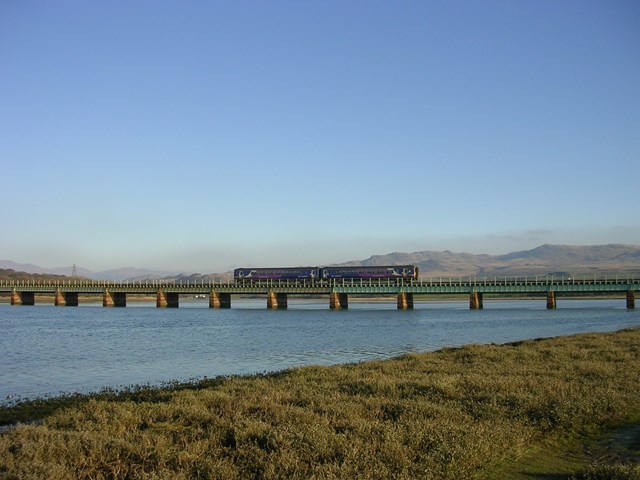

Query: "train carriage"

xmin=234 ymin=267 xmax=319 ymax=281
xmin=320 ymin=265 xmax=418 ymax=280
xmin=234 ymin=265 xmax=419 ymax=282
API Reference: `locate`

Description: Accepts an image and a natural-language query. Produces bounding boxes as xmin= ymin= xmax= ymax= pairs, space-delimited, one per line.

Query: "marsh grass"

xmin=1 ymin=328 xmax=639 ymax=479
xmin=572 ymin=463 xmax=640 ymax=480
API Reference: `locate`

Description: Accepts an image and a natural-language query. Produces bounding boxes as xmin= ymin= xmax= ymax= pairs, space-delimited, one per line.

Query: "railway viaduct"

xmin=1 ymin=276 xmax=637 ymax=310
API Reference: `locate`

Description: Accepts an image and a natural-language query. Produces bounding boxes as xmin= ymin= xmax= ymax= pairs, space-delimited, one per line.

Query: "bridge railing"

xmin=0 ymin=274 xmax=637 ymax=289
xmin=0 ymin=279 xmax=236 ymax=289
xmin=419 ymin=275 xmax=637 ymax=287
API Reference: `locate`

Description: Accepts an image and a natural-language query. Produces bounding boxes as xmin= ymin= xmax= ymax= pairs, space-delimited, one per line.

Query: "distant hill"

xmin=0 ymin=260 xmax=179 ymax=282
xmin=2 ymin=244 xmax=639 ymax=282
xmin=337 ymin=244 xmax=640 ymax=277
xmin=91 ymin=267 xmax=182 ymax=282
xmin=0 ymin=268 xmax=83 ymax=283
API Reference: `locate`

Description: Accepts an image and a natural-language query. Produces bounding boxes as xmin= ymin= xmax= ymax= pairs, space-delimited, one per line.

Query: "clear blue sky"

xmin=1 ymin=1 xmax=638 ymax=273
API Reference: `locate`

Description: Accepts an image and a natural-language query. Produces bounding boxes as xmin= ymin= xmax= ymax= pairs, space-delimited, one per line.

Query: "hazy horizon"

xmin=1 ymin=2 xmax=638 ymax=273
xmin=3 ymin=242 xmax=640 ymax=276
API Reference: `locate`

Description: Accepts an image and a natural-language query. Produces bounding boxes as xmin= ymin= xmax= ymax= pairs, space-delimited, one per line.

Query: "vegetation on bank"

xmin=1 ymin=328 xmax=639 ymax=479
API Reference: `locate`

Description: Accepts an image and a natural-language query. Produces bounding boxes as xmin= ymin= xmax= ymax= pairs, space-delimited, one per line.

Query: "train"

xmin=233 ymin=265 xmax=419 ymax=281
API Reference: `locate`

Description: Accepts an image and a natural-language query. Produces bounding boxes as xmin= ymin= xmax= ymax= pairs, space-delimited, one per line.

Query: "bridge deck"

xmin=1 ymin=275 xmax=637 ymax=295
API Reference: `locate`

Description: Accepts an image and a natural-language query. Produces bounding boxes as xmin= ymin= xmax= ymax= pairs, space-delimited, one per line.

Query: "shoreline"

xmin=1 ymin=327 xmax=639 ymax=478
xmin=1 ymin=320 xmax=638 ymax=409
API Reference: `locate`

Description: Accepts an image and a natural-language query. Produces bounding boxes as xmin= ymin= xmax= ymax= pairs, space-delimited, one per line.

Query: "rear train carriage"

xmin=321 ymin=265 xmax=418 ymax=280
xmin=234 ymin=267 xmax=319 ymax=281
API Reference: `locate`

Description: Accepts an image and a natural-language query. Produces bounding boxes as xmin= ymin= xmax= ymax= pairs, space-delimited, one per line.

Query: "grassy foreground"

xmin=1 ymin=328 xmax=640 ymax=479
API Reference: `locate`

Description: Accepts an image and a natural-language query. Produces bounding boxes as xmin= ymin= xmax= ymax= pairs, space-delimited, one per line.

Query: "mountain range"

xmin=340 ymin=244 xmax=640 ymax=277
xmin=1 ymin=244 xmax=639 ymax=281
xmin=0 ymin=261 xmax=179 ymax=282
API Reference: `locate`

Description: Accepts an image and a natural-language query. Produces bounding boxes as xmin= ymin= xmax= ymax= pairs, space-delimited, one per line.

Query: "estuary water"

xmin=1 ymin=298 xmax=638 ymax=403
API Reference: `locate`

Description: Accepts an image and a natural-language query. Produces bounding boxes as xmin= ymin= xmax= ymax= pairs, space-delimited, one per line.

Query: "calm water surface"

xmin=1 ymin=299 xmax=638 ymax=402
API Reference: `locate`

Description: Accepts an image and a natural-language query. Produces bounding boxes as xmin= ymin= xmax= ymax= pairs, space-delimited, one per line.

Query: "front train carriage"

xmin=321 ymin=265 xmax=418 ymax=280
xmin=234 ymin=267 xmax=319 ymax=282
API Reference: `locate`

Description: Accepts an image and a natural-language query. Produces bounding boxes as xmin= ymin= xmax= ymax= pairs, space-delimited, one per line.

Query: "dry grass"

xmin=1 ymin=328 xmax=639 ymax=479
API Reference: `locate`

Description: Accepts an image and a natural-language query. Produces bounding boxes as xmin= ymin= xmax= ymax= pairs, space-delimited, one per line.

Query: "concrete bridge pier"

xmin=470 ymin=291 xmax=483 ymax=310
xmin=330 ymin=292 xmax=348 ymax=310
xmin=547 ymin=291 xmax=557 ymax=309
xmin=103 ymin=291 xmax=127 ymax=307
xmin=267 ymin=291 xmax=288 ymax=310
xmin=11 ymin=290 xmax=34 ymax=306
xmin=210 ymin=291 xmax=231 ymax=309
xmin=55 ymin=290 xmax=78 ymax=306
xmin=628 ymin=290 xmax=635 ymax=310
xmin=157 ymin=291 xmax=179 ymax=308
xmin=55 ymin=290 xmax=65 ymax=306
xmin=397 ymin=292 xmax=414 ymax=310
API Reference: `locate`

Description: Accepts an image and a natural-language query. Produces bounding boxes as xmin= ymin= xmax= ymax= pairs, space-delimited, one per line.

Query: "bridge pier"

xmin=55 ymin=289 xmax=65 ymax=306
xmin=397 ymin=292 xmax=414 ymax=310
xmin=546 ymin=291 xmax=557 ymax=309
xmin=210 ymin=291 xmax=231 ymax=309
xmin=628 ymin=290 xmax=635 ymax=310
xmin=157 ymin=291 xmax=179 ymax=308
xmin=55 ymin=290 xmax=78 ymax=306
xmin=330 ymin=292 xmax=348 ymax=309
xmin=11 ymin=290 xmax=34 ymax=306
xmin=267 ymin=291 xmax=288 ymax=309
xmin=470 ymin=291 xmax=483 ymax=310
xmin=103 ymin=291 xmax=126 ymax=307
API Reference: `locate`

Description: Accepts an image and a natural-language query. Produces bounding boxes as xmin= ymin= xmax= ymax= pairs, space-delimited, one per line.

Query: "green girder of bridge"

xmin=1 ymin=276 xmax=638 ymax=296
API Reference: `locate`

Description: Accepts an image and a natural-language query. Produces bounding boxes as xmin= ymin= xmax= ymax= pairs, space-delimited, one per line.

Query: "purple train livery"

xmin=234 ymin=267 xmax=319 ymax=281
xmin=320 ymin=266 xmax=418 ymax=280
xmin=233 ymin=265 xmax=418 ymax=281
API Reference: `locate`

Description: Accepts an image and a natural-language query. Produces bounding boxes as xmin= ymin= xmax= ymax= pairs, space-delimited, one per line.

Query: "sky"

xmin=1 ymin=1 xmax=639 ymax=273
